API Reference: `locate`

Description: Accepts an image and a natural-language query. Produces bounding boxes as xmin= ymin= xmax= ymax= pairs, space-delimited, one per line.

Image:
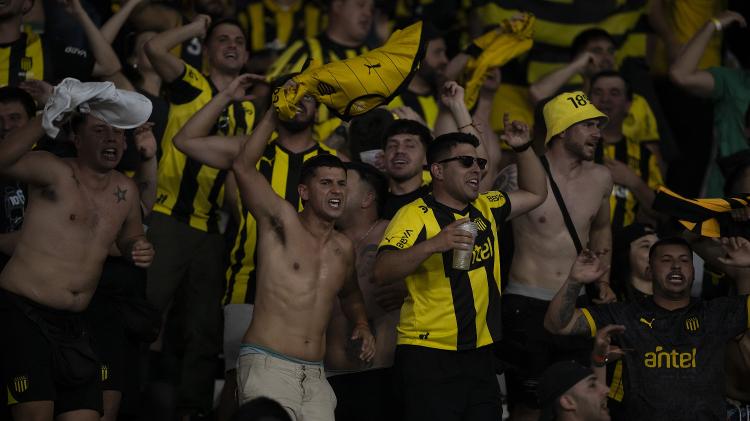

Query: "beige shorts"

xmin=237 ymin=352 xmax=337 ymax=421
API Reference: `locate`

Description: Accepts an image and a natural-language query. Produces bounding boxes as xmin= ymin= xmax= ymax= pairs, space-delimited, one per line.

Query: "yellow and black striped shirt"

xmin=237 ymin=0 xmax=322 ymax=53
xmin=267 ymin=34 xmax=369 ymax=140
xmin=603 ymin=136 xmax=662 ymax=230
xmin=0 ymin=32 xmax=94 ymax=87
xmin=223 ymin=140 xmax=337 ymax=305
xmin=378 ymin=191 xmax=511 ymax=351
xmin=154 ymin=63 xmax=256 ymax=232
xmin=388 ymin=90 xmax=439 ymax=130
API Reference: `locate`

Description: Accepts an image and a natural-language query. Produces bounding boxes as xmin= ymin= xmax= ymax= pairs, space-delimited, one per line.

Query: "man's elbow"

xmin=543 ymin=315 xmax=562 ymax=335
xmin=668 ymin=66 xmax=689 ymax=88
xmin=528 ymin=85 xmax=544 ymax=105
xmin=143 ymin=39 xmax=163 ymax=62
xmin=372 ymin=257 xmax=389 ymax=286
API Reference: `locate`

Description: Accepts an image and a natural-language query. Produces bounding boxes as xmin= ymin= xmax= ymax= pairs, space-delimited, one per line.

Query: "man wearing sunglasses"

xmin=374 ymin=117 xmax=547 ymax=420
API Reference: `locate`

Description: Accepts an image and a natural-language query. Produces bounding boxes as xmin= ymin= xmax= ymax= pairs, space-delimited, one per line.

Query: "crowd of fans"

xmin=0 ymin=1 xmax=749 ymax=421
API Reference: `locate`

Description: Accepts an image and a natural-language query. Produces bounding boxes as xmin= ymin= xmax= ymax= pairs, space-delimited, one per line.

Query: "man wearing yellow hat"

xmin=501 ymin=91 xmax=616 ymax=421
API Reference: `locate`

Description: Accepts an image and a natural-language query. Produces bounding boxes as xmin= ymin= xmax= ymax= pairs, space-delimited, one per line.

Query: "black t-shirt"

xmin=382 ymin=184 xmax=430 ymax=220
xmin=0 ymin=179 xmax=25 ymax=270
xmin=0 ymin=32 xmax=94 ymax=86
xmin=583 ymin=296 xmax=750 ymax=420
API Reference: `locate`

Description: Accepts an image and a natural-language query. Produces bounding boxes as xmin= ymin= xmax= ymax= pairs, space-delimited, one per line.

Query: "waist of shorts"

xmin=240 ymin=343 xmax=324 ymax=373
xmin=0 ymin=287 xmax=81 ymax=318
xmin=504 ymin=281 xmax=585 ymax=301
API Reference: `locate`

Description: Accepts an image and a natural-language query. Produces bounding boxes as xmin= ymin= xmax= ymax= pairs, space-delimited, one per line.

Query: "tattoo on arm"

xmin=114 ymin=186 xmax=128 ymax=203
xmin=558 ymin=282 xmax=581 ymax=326
xmin=570 ymin=315 xmax=591 ymax=335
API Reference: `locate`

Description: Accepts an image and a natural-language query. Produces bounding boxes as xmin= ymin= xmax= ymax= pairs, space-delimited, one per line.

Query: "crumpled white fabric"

xmin=42 ymin=78 xmax=153 ymax=138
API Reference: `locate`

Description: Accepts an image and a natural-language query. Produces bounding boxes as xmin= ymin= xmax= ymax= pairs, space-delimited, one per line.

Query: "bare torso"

xmin=510 ymin=159 xmax=611 ymax=292
xmin=325 ymin=220 xmax=397 ymax=371
xmin=0 ymin=159 xmax=137 ymax=312
xmin=244 ymin=209 xmax=355 ymax=362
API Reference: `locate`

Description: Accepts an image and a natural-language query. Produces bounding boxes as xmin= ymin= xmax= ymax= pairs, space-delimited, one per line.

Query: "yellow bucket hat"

xmin=543 ymin=91 xmax=608 ymax=144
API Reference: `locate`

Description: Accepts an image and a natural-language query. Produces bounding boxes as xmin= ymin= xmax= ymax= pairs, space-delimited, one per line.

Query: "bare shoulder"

xmin=586 ymin=161 xmax=614 ymax=192
xmin=332 ymin=230 xmax=355 ymax=262
xmin=108 ymin=171 xmax=139 ymax=202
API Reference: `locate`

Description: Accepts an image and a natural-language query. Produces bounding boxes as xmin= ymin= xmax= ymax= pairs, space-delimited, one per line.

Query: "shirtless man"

xmin=502 ymin=91 xmax=614 ymax=421
xmin=231 ymin=104 xmax=375 ymax=420
xmin=0 ymin=114 xmax=154 ymax=421
xmin=325 ymin=161 xmax=398 ymax=421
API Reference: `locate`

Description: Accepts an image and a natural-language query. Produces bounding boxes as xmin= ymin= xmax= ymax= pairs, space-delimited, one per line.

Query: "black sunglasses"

xmin=437 ymin=156 xmax=488 ymax=170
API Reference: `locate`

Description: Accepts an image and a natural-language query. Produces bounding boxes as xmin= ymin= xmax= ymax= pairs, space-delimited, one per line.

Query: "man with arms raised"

xmin=0 ymin=113 xmax=154 ymax=420
xmin=545 ymin=238 xmax=750 ymax=420
xmin=231 ymin=103 xmax=375 ymax=420
xmin=502 ymin=91 xmax=614 ymax=421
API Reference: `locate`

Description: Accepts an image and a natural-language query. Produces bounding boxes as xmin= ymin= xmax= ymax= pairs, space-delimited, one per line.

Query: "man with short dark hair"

xmin=545 ymin=238 xmax=750 ymax=420
xmin=374 ymin=118 xmax=547 ymax=420
xmin=537 ymin=361 xmax=610 ymax=421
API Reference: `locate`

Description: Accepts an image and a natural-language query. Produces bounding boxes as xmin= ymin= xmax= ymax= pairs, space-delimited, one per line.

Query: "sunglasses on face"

xmin=437 ymin=155 xmax=488 ymax=170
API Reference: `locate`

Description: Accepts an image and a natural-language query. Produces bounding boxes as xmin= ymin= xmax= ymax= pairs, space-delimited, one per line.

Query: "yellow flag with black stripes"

xmin=652 ymin=186 xmax=750 ymax=238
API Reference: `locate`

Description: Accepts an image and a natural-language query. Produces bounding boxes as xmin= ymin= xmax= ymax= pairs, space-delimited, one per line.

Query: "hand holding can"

xmin=452 ymin=221 xmax=477 ymax=270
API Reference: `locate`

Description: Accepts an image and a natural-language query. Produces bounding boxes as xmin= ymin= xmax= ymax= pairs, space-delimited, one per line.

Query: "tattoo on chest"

xmin=113 ymin=186 xmax=127 ymax=203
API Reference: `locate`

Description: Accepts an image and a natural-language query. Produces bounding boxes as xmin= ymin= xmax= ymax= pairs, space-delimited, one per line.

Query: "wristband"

xmin=592 ymin=353 xmax=608 ymax=367
xmin=510 ymin=140 xmax=533 ymax=153
xmin=458 ymin=122 xmax=475 ymax=131
xmin=711 ymin=18 xmax=722 ymax=31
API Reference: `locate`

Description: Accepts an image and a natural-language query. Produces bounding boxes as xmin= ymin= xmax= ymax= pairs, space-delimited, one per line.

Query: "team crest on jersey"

xmin=684 ymin=317 xmax=700 ymax=332
xmin=12 ymin=375 xmax=28 ymax=393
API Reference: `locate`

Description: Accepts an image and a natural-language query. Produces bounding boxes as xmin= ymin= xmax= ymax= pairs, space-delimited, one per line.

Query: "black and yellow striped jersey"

xmin=237 ymin=0 xmax=322 ymax=53
xmin=223 ymin=140 xmax=337 ymax=305
xmin=378 ymin=191 xmax=511 ymax=351
xmin=154 ymin=63 xmax=256 ymax=233
xmin=602 ymin=136 xmax=662 ymax=230
xmin=0 ymin=32 xmax=94 ymax=87
xmin=388 ymin=90 xmax=439 ymax=130
xmin=266 ymin=34 xmax=369 ymax=140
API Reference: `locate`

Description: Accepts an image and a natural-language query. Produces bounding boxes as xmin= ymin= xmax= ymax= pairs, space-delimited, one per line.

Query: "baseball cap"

xmin=543 ymin=91 xmax=608 ymax=144
xmin=538 ymin=361 xmax=594 ymax=421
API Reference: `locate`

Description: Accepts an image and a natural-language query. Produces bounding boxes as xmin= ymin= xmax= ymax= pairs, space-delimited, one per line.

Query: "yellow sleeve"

xmin=378 ymin=203 xmax=426 ymax=252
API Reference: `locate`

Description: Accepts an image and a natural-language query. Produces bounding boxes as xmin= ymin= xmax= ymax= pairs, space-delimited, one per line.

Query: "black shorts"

xmin=394 ymin=345 xmax=502 ymax=421
xmin=328 ymin=368 xmax=401 ymax=421
xmin=499 ymin=293 xmax=593 ymax=409
xmin=0 ymin=289 xmax=103 ymax=416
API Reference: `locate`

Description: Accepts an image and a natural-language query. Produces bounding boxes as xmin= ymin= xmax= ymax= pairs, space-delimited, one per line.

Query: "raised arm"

xmin=544 ymin=250 xmax=609 ymax=335
xmin=473 ymin=68 xmax=503 ymax=192
xmin=0 ymin=116 xmax=66 ymax=186
xmin=373 ymin=217 xmax=473 ymax=285
xmin=132 ymin=123 xmax=158 ymax=215
xmin=144 ymin=14 xmax=210 ymax=83
xmin=589 ymin=184 xmax=615 ymax=302
xmin=173 ymin=74 xmax=264 ymax=169
xmin=61 ymin=0 xmax=121 ymax=77
xmin=529 ymin=53 xmax=592 ymax=104
xmin=100 ymin=0 xmax=144 ymax=43
xmin=669 ymin=11 xmax=747 ymax=98
xmin=231 ymin=107 xmax=287 ymax=222
xmin=503 ymin=114 xmax=547 ymax=218
xmin=338 ymin=244 xmax=376 ymax=362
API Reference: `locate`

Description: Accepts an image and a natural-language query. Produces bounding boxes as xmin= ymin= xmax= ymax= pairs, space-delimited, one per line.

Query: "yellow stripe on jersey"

xmin=608 ymin=360 xmax=625 ymax=401
xmin=605 ymin=136 xmax=663 ymax=230
xmin=581 ymin=308 xmax=597 ymax=337
xmin=0 ymin=45 xmax=10 ymax=87
xmin=224 ymin=141 xmax=337 ymax=304
xmin=154 ymin=64 xmax=255 ymax=232
xmin=746 ymin=296 xmax=750 ymax=329
xmin=388 ymin=92 xmax=439 ymax=130
xmin=0 ymin=33 xmax=45 ymax=86
xmin=239 ymin=0 xmax=322 ymax=53
xmin=378 ymin=192 xmax=511 ymax=351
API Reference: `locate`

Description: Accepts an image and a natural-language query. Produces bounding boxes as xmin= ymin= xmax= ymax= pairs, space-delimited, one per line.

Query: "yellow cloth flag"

xmin=464 ymin=14 xmax=535 ymax=110
xmin=273 ymin=21 xmax=426 ymax=121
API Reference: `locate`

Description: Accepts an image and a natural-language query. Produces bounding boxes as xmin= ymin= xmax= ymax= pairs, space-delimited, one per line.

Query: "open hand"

xmin=592 ymin=324 xmax=627 ymax=366
xmin=717 ymin=236 xmax=750 ymax=267
xmin=223 ymin=73 xmax=266 ymax=102
xmin=500 ymin=113 xmax=530 ymax=150
xmin=569 ymin=249 xmax=610 ymax=285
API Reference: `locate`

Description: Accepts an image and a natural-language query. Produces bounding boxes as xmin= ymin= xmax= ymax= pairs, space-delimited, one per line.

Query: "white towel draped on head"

xmin=42 ymin=78 xmax=153 ymax=138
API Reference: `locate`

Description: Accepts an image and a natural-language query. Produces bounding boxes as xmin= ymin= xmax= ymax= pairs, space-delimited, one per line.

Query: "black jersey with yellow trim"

xmin=267 ymin=34 xmax=369 ymax=140
xmin=154 ymin=63 xmax=256 ymax=233
xmin=223 ymin=140 xmax=336 ymax=305
xmin=581 ymin=295 xmax=750 ymax=420
xmin=599 ymin=136 xmax=662 ymax=230
xmin=238 ymin=0 xmax=322 ymax=53
xmin=378 ymin=191 xmax=511 ymax=351
xmin=0 ymin=32 xmax=94 ymax=86
xmin=388 ymin=90 xmax=439 ymax=130
xmin=652 ymin=188 xmax=750 ymax=238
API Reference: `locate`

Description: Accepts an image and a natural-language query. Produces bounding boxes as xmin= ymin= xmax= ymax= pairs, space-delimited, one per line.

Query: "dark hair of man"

xmin=205 ymin=18 xmax=246 ymax=49
xmin=427 ymin=132 xmax=479 ymax=165
xmin=590 ymin=70 xmax=633 ymax=101
xmin=381 ymin=119 xmax=432 ymax=149
xmin=570 ymin=28 xmax=616 ymax=59
xmin=648 ymin=237 xmax=693 ymax=262
xmin=299 ymin=153 xmax=346 ymax=185
xmin=344 ymin=161 xmax=388 ymax=217
xmin=349 ymin=108 xmax=395 ymax=157
xmin=421 ymin=21 xmax=443 ymax=43
xmin=0 ymin=86 xmax=36 ymax=118
xmin=231 ymin=397 xmax=292 ymax=421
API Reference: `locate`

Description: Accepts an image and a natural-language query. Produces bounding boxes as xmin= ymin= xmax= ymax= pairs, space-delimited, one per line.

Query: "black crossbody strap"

xmin=540 ymin=156 xmax=583 ymax=254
